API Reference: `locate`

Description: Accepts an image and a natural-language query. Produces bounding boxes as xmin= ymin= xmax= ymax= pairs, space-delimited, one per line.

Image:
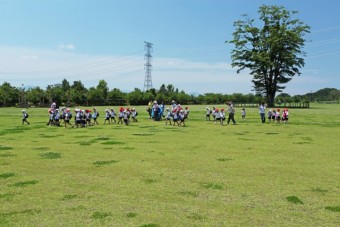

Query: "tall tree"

xmin=227 ymin=5 xmax=310 ymax=106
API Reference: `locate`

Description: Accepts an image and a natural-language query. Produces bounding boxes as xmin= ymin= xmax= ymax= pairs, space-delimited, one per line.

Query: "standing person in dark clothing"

xmin=22 ymin=110 xmax=30 ymax=125
xmin=227 ymin=102 xmax=236 ymax=125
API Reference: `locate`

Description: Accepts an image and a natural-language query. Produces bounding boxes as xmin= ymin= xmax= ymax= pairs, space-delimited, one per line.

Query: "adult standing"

xmin=227 ymin=102 xmax=236 ymax=125
xmin=258 ymin=102 xmax=267 ymax=123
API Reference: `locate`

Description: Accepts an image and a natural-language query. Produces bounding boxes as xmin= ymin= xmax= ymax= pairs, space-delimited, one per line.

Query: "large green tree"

xmin=228 ymin=5 xmax=310 ymax=106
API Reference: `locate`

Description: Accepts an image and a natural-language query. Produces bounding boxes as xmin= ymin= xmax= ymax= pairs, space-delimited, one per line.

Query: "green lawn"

xmin=0 ymin=104 xmax=339 ymax=226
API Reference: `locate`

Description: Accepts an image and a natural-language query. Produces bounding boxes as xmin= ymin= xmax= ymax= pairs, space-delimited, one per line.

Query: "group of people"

xmin=42 ymin=101 xmax=138 ymax=128
xmin=205 ymin=101 xmax=237 ymax=125
xmin=146 ymin=100 xmax=189 ymax=126
xmin=258 ymin=102 xmax=289 ymax=123
xmin=20 ymin=100 xmax=290 ymax=127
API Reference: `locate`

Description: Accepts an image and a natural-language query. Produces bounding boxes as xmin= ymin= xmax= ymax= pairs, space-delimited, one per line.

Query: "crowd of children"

xmin=205 ymin=103 xmax=289 ymax=125
xmin=149 ymin=100 xmax=189 ymax=127
xmin=20 ymin=100 xmax=290 ymax=127
xmin=38 ymin=101 xmax=139 ymax=128
xmin=205 ymin=101 xmax=237 ymax=125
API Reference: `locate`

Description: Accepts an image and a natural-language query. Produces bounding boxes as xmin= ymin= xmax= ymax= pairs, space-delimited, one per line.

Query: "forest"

xmin=0 ymin=79 xmax=339 ymax=107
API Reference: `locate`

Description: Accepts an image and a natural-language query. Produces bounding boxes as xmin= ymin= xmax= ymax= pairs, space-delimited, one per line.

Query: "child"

xmin=64 ymin=108 xmax=73 ymax=128
xmin=178 ymin=109 xmax=186 ymax=127
xmin=54 ymin=109 xmax=61 ymax=126
xmin=212 ymin=107 xmax=216 ymax=121
xmin=131 ymin=108 xmax=138 ymax=122
xmin=117 ymin=107 xmax=124 ymax=124
xmin=123 ymin=110 xmax=129 ymax=125
xmin=267 ymin=109 xmax=273 ymax=123
xmin=110 ymin=108 xmax=116 ymax=123
xmin=47 ymin=109 xmax=54 ymax=126
xmin=275 ymin=109 xmax=281 ymax=123
xmin=104 ymin=109 xmax=111 ymax=124
xmin=22 ymin=110 xmax=30 ymax=125
xmin=206 ymin=107 xmax=211 ymax=121
xmin=92 ymin=107 xmax=99 ymax=125
xmin=214 ymin=108 xmax=220 ymax=125
xmin=220 ymin=109 xmax=226 ymax=125
xmin=184 ymin=107 xmax=190 ymax=120
xmin=241 ymin=108 xmax=246 ymax=120
xmin=282 ymin=108 xmax=289 ymax=123
xmin=85 ymin=110 xmax=93 ymax=126
xmin=165 ymin=108 xmax=172 ymax=125
xmin=172 ymin=109 xmax=179 ymax=126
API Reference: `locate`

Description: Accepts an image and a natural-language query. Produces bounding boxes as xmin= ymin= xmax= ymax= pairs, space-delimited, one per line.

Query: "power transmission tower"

xmin=143 ymin=41 xmax=153 ymax=91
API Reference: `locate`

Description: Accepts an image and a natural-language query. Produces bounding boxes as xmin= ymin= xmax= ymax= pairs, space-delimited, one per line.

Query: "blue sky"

xmin=0 ymin=0 xmax=339 ymax=95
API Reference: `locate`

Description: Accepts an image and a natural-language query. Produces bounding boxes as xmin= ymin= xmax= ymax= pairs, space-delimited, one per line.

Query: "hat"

xmin=66 ymin=108 xmax=70 ymax=112
xmin=21 ymin=110 xmax=25 ymax=112
xmin=105 ymin=109 xmax=108 ymax=111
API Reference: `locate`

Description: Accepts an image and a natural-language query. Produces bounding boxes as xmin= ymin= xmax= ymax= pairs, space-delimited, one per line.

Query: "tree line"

xmin=1 ymin=80 xmax=338 ymax=107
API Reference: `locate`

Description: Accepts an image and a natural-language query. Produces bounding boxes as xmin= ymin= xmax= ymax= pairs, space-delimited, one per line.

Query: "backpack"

xmin=135 ymin=112 xmax=138 ymax=116
xmin=25 ymin=113 xmax=29 ymax=118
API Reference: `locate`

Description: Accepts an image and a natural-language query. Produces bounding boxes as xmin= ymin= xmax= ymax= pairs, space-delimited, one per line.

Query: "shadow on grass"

xmin=0 ymin=172 xmax=15 ymax=179
xmin=101 ymin=140 xmax=125 ymax=145
xmin=0 ymin=145 xmax=13 ymax=151
xmin=286 ymin=195 xmax=304 ymax=204
xmin=0 ymin=153 xmax=16 ymax=157
xmin=0 ymin=209 xmax=41 ymax=217
xmin=61 ymin=194 xmax=77 ymax=201
xmin=40 ymin=152 xmax=61 ymax=159
xmin=126 ymin=212 xmax=137 ymax=218
xmin=11 ymin=180 xmax=39 ymax=187
xmin=91 ymin=211 xmax=111 ymax=219
xmin=140 ymin=224 xmax=160 ymax=227
xmin=325 ymin=206 xmax=340 ymax=212
xmin=200 ymin=183 xmax=224 ymax=190
xmin=179 ymin=191 xmax=198 ymax=197
xmin=93 ymin=160 xmax=119 ymax=167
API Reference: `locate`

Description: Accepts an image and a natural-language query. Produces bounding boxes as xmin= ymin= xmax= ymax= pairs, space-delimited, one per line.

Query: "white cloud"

xmin=58 ymin=43 xmax=75 ymax=50
xmin=0 ymin=45 xmax=336 ymax=95
xmin=21 ymin=55 xmax=38 ymax=60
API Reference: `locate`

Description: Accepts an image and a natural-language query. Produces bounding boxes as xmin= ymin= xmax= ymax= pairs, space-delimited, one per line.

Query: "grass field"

xmin=0 ymin=104 xmax=340 ymax=226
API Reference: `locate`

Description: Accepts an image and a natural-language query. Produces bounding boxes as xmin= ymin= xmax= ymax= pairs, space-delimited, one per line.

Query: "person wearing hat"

xmin=165 ymin=108 xmax=172 ymax=125
xmin=131 ymin=108 xmax=138 ymax=122
xmin=104 ymin=109 xmax=111 ymax=124
xmin=220 ymin=108 xmax=226 ymax=125
xmin=178 ymin=109 xmax=186 ymax=127
xmin=53 ymin=109 xmax=61 ymax=126
xmin=214 ymin=108 xmax=220 ymax=125
xmin=267 ymin=109 xmax=273 ymax=123
xmin=92 ymin=107 xmax=99 ymax=125
xmin=47 ymin=108 xmax=54 ymax=126
xmin=21 ymin=110 xmax=30 ymax=125
xmin=117 ymin=107 xmax=124 ymax=124
xmin=110 ymin=108 xmax=116 ymax=123
xmin=64 ymin=108 xmax=73 ymax=128
xmin=275 ymin=108 xmax=281 ymax=123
